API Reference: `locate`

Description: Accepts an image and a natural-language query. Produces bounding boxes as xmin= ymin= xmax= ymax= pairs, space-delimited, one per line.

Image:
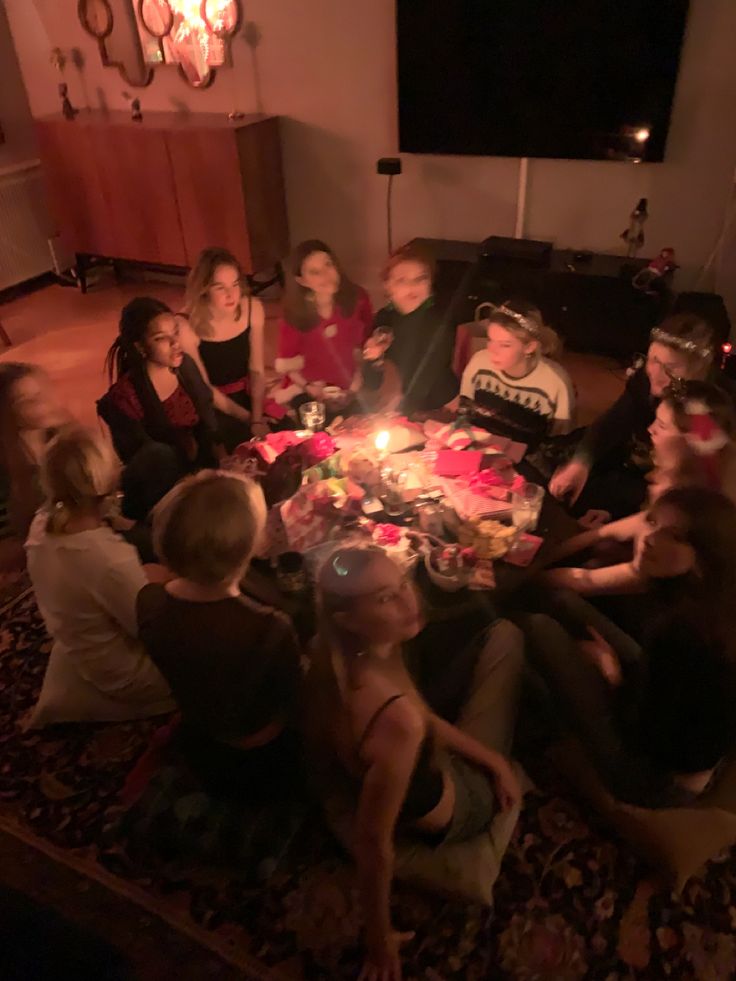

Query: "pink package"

xmin=503 ymin=533 xmax=544 ymax=567
xmin=434 ymin=449 xmax=483 ymax=477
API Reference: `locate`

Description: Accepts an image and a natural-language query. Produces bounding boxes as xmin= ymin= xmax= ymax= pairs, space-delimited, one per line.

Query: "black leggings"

xmin=121 ymin=442 xmax=187 ymax=522
xmin=519 ymin=590 xmax=689 ymax=808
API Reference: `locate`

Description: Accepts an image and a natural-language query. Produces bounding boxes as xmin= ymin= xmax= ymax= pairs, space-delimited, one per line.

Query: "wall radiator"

xmin=0 ymin=160 xmax=53 ymax=292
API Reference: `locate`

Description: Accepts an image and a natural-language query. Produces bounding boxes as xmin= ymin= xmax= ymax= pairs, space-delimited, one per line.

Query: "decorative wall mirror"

xmin=135 ymin=0 xmax=241 ymax=88
xmin=77 ymin=0 xmax=154 ymax=87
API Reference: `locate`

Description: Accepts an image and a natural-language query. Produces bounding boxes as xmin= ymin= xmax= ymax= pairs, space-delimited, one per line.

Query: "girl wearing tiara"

xmin=456 ymin=299 xmax=574 ymax=446
xmin=549 ymin=313 xmax=732 ymax=518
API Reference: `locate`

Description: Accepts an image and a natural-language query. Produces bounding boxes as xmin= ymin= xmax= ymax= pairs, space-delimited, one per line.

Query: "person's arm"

xmin=539 ymin=561 xmax=644 ymax=597
xmin=248 ymin=298 xmax=267 ymax=432
xmin=355 ymin=710 xmax=422 ymax=980
xmin=545 ymin=512 xmax=644 ymax=564
xmin=97 ymin=396 xmax=151 ymax=464
xmin=428 ymin=714 xmax=520 ymax=810
xmin=176 ymin=317 xmax=250 ymax=423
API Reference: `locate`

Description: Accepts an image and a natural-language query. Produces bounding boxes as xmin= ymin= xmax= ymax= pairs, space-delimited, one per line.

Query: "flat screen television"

xmin=397 ymin=0 xmax=690 ymax=162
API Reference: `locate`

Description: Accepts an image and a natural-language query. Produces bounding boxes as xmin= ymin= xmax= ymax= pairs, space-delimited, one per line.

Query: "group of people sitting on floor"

xmin=2 ymin=237 xmax=736 ymax=980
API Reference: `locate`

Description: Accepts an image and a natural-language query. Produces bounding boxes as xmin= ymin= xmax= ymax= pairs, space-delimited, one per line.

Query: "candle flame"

xmin=375 ymin=430 xmax=390 ymax=452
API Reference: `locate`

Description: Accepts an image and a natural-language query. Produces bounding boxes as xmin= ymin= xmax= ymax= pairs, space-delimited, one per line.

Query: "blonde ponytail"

xmin=41 ymin=427 xmax=120 ymax=535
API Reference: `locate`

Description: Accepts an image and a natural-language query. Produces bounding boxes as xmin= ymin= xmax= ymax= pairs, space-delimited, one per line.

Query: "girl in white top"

xmin=25 ymin=427 xmax=174 ymax=727
xmin=457 ymin=300 xmax=575 ymax=446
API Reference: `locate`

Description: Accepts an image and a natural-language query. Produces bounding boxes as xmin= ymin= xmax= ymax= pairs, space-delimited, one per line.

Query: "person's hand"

xmin=578 ymin=627 xmax=622 ymax=686
xmin=360 ymin=931 xmax=414 ymax=981
xmin=549 ymin=459 xmax=590 ymax=504
xmin=251 ymin=419 xmax=269 ymax=438
xmin=363 ymin=332 xmax=393 ymax=362
xmin=305 ymin=381 xmax=325 ymax=400
xmin=489 ymin=756 xmax=522 ymax=811
xmin=578 ymin=509 xmax=611 ymax=530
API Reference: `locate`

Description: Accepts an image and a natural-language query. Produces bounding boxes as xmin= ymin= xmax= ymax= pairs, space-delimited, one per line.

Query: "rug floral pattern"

xmin=2 ymin=588 xmax=736 ymax=980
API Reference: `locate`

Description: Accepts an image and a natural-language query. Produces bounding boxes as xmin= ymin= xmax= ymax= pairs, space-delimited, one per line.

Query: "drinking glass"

xmin=511 ymin=482 xmax=544 ymax=532
xmin=299 ymin=400 xmax=326 ymax=432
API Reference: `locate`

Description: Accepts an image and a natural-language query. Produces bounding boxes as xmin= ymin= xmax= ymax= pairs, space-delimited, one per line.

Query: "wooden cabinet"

xmin=36 ymin=111 xmax=289 ymax=280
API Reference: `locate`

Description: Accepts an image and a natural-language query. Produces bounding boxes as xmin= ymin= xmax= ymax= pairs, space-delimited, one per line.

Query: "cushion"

xmin=549 ymin=740 xmax=736 ymax=893
xmin=320 ymin=766 xmax=521 ymax=907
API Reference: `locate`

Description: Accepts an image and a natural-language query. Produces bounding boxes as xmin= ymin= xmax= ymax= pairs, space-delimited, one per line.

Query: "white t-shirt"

xmin=460 ymin=352 xmax=575 ymax=437
xmin=25 ymin=513 xmax=173 ymax=726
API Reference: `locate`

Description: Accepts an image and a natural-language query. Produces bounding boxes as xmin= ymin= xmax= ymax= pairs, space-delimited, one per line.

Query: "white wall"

xmin=4 ymin=0 xmax=736 ymax=315
xmin=0 ymin=0 xmax=37 ymax=169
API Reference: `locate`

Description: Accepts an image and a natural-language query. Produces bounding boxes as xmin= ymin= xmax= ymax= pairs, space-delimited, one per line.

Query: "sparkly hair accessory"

xmin=650 ymin=327 xmax=712 ymax=360
xmin=494 ymin=305 xmax=540 ymax=337
xmin=683 ymin=400 xmax=729 ymax=456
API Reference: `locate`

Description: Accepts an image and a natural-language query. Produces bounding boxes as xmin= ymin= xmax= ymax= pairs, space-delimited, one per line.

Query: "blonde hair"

xmin=41 ymin=427 xmax=121 ymax=535
xmin=184 ymin=247 xmax=246 ymax=339
xmin=152 ymin=470 xmax=266 ymax=585
xmin=489 ymin=298 xmax=561 ymax=361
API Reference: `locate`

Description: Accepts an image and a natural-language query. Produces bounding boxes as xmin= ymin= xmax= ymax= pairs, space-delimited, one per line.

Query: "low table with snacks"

xmin=225 ymin=414 xmax=577 ymax=631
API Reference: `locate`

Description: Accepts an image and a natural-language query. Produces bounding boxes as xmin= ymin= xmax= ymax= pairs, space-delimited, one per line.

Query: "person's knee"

xmin=479 ymin=618 xmax=525 ymax=674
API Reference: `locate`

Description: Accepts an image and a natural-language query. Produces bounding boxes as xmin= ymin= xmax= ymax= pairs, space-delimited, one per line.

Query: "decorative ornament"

xmin=621 ymin=197 xmax=648 ymax=258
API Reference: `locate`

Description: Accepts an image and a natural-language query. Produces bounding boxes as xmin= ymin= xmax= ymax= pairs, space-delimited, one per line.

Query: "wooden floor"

xmin=0 ymin=272 xmax=625 ymax=430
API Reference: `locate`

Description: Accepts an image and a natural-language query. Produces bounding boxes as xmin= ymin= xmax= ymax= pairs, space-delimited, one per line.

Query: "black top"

xmin=199 ymin=297 xmax=252 ymax=389
xmin=137 ymin=584 xmax=301 ymax=744
xmin=373 ymin=300 xmax=459 ymax=412
xmin=358 ymin=693 xmax=444 ymax=823
xmin=97 ymin=354 xmax=218 ymax=467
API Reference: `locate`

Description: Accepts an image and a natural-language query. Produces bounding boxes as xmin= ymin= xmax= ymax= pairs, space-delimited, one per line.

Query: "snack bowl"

xmin=424 ymin=543 xmax=476 ymax=592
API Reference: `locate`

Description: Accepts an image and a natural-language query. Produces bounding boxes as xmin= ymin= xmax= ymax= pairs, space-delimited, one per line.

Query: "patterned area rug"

xmin=2 ymin=588 xmax=736 ymax=980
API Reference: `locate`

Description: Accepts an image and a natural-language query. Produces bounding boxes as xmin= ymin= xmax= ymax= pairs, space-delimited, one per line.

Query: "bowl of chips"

xmin=457 ymin=517 xmax=517 ymax=560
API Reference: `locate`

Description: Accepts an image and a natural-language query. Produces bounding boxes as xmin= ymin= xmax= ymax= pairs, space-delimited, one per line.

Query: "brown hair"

xmin=41 ymin=427 xmax=120 ymax=535
xmin=0 ymin=363 xmax=52 ymax=536
xmin=652 ymin=486 xmax=736 ymax=608
xmin=381 ymin=241 xmax=436 ymax=284
xmin=489 ymin=297 xmax=562 ymax=360
xmin=153 ymin=470 xmax=266 ymax=585
xmin=282 ymin=239 xmax=361 ymax=333
xmin=650 ymin=313 xmax=714 ymax=372
xmin=184 ymin=247 xmax=247 ymax=339
xmin=663 ymin=379 xmax=736 ymax=440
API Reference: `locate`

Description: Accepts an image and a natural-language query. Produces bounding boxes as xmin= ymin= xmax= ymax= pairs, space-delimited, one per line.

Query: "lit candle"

xmin=375 ymin=430 xmax=390 ymax=454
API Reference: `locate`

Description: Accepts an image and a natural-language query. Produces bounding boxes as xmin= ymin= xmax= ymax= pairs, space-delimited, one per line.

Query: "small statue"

xmin=621 ymin=197 xmax=648 ymax=258
xmin=632 ymin=247 xmax=678 ymax=293
xmin=131 ymin=98 xmax=143 ymax=122
xmin=58 ymin=83 xmax=78 ymax=121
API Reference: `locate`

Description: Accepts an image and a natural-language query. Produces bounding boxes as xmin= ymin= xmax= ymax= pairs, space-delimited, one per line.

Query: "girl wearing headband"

xmin=549 ymin=313 xmax=726 ymax=519
xmin=456 ymin=298 xmax=574 ymax=446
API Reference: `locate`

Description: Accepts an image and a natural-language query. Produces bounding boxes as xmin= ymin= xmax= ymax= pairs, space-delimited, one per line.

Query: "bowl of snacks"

xmin=457 ymin=517 xmax=517 ymax=560
xmin=424 ymin=543 xmax=477 ymax=591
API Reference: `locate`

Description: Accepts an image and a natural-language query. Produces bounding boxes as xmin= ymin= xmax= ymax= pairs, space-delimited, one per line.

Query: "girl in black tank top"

xmin=181 ymin=248 xmax=268 ymax=451
xmin=307 ymin=546 xmax=522 ymax=980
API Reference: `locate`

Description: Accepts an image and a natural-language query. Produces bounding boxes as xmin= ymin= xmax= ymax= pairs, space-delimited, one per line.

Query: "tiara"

xmin=650 ymin=327 xmax=712 ymax=360
xmin=494 ymin=304 xmax=540 ymax=337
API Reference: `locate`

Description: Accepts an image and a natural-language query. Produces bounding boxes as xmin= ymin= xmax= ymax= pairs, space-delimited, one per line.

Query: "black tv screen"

xmin=397 ymin=0 xmax=690 ymax=162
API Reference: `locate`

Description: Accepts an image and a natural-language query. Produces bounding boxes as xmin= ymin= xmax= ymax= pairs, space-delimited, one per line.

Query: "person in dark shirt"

xmin=523 ymin=486 xmax=736 ymax=808
xmin=363 ymin=242 xmax=459 ymax=414
xmin=97 ymin=298 xmax=219 ymax=521
xmin=137 ymin=469 xmax=302 ymax=802
xmin=549 ymin=314 xmax=734 ymax=518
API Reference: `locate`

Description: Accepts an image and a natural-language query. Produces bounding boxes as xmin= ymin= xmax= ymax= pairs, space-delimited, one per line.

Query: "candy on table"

xmin=457 ymin=517 xmax=516 ymax=559
xmin=469 ymin=559 xmax=497 ymax=591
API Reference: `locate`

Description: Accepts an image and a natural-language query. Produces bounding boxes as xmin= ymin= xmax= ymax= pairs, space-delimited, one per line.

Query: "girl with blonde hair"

xmin=179 ymin=247 xmax=268 ymax=447
xmin=25 ymin=427 xmax=173 ymax=727
xmin=306 ymin=546 xmax=523 ymax=981
xmin=137 ymin=470 xmax=302 ymax=803
xmin=456 ymin=298 xmax=574 ymax=445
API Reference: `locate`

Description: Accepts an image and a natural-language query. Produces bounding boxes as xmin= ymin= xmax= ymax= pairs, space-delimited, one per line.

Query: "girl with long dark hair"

xmin=274 ymin=240 xmax=373 ymax=412
xmin=525 ymin=486 xmax=736 ymax=808
xmin=97 ymin=297 xmax=218 ymax=520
